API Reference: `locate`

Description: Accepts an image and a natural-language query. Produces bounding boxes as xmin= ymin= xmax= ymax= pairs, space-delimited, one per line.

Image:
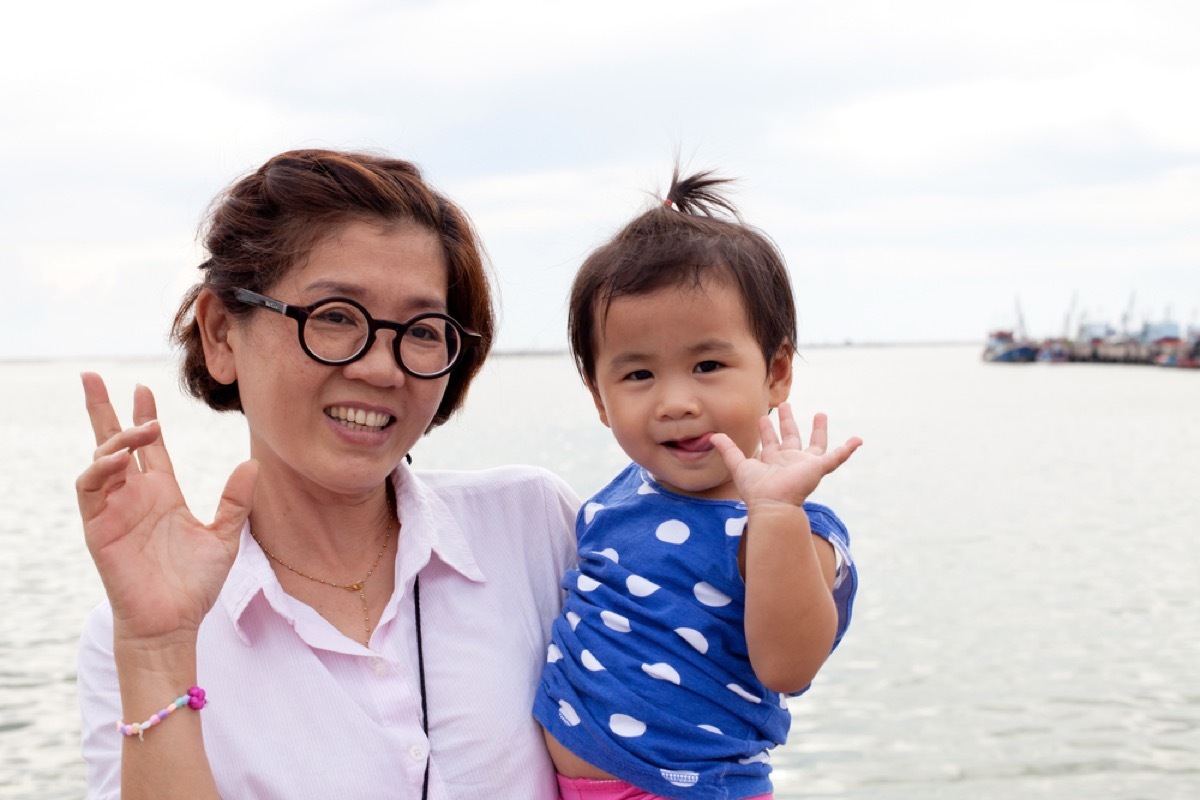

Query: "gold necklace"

xmin=251 ymin=528 xmax=392 ymax=647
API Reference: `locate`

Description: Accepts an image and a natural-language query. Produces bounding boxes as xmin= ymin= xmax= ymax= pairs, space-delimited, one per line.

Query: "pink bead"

xmin=188 ymin=695 xmax=207 ymax=710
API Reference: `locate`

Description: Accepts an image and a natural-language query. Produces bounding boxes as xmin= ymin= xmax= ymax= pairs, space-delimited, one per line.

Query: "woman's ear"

xmin=196 ymin=289 xmax=238 ymax=385
xmin=766 ymin=344 xmax=794 ymax=408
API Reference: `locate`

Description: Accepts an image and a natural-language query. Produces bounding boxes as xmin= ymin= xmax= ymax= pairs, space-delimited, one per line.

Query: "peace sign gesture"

xmin=75 ymin=372 xmax=258 ymax=642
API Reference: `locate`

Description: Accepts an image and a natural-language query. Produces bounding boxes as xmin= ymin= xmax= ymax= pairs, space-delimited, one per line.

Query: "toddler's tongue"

xmin=673 ymin=433 xmax=714 ymax=452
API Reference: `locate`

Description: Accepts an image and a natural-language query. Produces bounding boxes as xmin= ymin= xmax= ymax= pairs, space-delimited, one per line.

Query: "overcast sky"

xmin=3 ymin=0 xmax=1197 ymax=360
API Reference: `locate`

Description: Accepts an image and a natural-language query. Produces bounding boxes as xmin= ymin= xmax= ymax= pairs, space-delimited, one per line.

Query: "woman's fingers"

xmin=76 ymin=449 xmax=134 ymax=522
xmin=211 ymin=460 xmax=259 ymax=541
xmin=82 ymin=372 xmax=123 ymax=447
xmin=91 ymin=420 xmax=160 ymax=462
xmin=130 ymin=383 xmax=176 ymax=476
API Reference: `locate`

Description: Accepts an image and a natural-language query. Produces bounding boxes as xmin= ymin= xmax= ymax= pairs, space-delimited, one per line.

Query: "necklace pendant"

xmin=348 ymin=582 xmax=364 ymax=592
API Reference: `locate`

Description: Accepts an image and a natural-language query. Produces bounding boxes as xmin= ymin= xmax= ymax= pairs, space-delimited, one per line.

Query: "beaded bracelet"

xmin=117 ymin=686 xmax=207 ymax=740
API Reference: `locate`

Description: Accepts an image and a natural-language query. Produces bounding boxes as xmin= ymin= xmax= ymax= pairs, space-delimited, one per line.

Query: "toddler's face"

xmin=588 ymin=277 xmax=791 ymax=500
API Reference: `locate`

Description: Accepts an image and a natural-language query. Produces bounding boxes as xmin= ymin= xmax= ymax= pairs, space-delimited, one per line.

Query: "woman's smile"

xmin=324 ymin=405 xmax=395 ymax=433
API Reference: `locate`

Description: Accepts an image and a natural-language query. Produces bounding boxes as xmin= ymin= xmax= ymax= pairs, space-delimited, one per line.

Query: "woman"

xmin=76 ymin=149 xmax=579 ymax=799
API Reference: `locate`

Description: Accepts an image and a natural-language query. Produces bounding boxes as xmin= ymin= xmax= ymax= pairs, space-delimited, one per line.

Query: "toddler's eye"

xmin=625 ymin=369 xmax=653 ymax=381
xmin=695 ymin=361 xmax=721 ymax=374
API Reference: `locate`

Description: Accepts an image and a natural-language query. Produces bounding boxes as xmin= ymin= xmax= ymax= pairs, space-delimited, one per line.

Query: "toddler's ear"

xmin=588 ymin=383 xmax=612 ymax=429
xmin=767 ymin=345 xmax=794 ymax=407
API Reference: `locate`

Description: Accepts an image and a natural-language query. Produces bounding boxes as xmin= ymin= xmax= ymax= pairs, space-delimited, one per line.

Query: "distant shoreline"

xmin=1 ymin=341 xmax=980 ymax=364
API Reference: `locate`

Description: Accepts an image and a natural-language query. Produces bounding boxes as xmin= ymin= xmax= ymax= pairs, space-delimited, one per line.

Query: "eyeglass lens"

xmin=304 ymin=300 xmax=461 ymax=376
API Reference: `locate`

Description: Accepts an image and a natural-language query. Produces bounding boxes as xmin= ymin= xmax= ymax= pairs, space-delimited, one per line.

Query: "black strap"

xmin=414 ymin=576 xmax=430 ymax=799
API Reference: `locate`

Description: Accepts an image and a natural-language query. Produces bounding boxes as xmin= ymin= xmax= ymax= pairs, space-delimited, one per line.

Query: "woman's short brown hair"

xmin=171 ymin=149 xmax=494 ymax=430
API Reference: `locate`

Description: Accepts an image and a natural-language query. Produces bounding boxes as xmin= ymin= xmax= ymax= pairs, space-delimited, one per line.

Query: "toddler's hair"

xmin=568 ymin=167 xmax=798 ymax=385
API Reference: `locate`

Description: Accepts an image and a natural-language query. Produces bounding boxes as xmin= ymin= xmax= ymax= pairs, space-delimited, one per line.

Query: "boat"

xmin=982 ymin=330 xmax=1039 ymax=362
xmin=983 ymin=299 xmax=1038 ymax=362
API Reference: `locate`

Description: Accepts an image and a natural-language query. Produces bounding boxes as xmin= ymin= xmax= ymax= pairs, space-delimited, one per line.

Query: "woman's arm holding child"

xmin=711 ymin=403 xmax=861 ymax=694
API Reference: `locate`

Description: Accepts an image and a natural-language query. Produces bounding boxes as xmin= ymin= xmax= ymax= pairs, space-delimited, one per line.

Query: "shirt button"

xmin=368 ymin=657 xmax=388 ymax=676
xmin=409 ymin=744 xmax=427 ymax=761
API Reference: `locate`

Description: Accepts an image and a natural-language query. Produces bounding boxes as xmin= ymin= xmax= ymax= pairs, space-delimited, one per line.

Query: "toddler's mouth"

xmin=325 ymin=406 xmax=395 ymax=432
xmin=666 ymin=433 xmax=714 ymax=453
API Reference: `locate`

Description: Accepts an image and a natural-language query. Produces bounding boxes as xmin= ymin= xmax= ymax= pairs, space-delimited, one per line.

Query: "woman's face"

xmin=212 ymin=219 xmax=451 ymax=501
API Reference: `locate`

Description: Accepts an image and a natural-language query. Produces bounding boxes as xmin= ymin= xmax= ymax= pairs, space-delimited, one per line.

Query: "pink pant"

xmin=556 ymin=775 xmax=771 ymax=800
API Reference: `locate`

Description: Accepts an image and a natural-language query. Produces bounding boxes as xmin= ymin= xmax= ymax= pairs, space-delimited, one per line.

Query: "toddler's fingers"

xmin=757 ymin=415 xmax=781 ymax=456
xmin=710 ymin=433 xmax=746 ymax=474
xmin=776 ymin=402 xmax=802 ymax=449
xmin=807 ymin=413 xmax=830 ymax=454
xmin=827 ymin=437 xmax=863 ymax=469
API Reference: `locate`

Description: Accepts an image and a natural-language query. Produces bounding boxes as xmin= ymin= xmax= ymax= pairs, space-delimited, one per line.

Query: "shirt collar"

xmin=392 ymin=461 xmax=485 ymax=584
xmin=220 ymin=464 xmax=486 ymax=642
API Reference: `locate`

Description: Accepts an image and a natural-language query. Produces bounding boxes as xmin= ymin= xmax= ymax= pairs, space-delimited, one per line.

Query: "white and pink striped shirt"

xmin=79 ymin=463 xmax=579 ymax=799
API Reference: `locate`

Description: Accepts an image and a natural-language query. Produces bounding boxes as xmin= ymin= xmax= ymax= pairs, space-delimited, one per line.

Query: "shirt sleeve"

xmin=803 ymin=502 xmax=858 ymax=652
xmin=78 ymin=602 xmax=121 ymax=800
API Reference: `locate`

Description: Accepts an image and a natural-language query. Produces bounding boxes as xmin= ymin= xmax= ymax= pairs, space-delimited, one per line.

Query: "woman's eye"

xmin=312 ymin=308 xmax=359 ymax=326
xmin=695 ymin=361 xmax=721 ymax=374
xmin=405 ymin=322 xmax=446 ymax=345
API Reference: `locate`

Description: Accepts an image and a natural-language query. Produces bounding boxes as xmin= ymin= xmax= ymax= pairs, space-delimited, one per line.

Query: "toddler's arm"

xmin=710 ymin=403 xmax=861 ymax=694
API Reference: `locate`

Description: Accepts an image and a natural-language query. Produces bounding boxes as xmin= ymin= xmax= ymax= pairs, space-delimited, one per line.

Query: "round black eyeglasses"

xmin=232 ymin=288 xmax=480 ymax=379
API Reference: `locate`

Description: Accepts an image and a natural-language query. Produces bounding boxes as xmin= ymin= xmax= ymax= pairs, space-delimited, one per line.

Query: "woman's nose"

xmin=342 ymin=331 xmax=406 ymax=386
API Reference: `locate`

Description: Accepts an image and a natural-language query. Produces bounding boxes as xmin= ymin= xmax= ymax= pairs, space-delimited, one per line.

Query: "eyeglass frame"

xmin=230 ymin=288 xmax=481 ymax=379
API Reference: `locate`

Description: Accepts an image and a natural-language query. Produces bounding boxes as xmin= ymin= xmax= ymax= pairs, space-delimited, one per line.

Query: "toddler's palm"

xmin=714 ymin=404 xmax=860 ymax=507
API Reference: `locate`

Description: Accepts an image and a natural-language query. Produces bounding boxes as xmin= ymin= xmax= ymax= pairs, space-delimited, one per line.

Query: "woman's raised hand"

xmin=76 ymin=372 xmax=258 ymax=642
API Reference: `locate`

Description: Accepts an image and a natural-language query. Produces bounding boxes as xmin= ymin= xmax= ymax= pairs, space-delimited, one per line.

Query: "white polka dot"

xmin=694 ymin=582 xmax=732 ymax=607
xmin=727 ymin=683 xmax=762 ymax=703
xmin=546 ymin=644 xmax=562 ymax=663
xmin=584 ymin=502 xmax=604 ymax=523
xmin=637 ymin=481 xmax=657 ymax=495
xmin=601 ymin=610 xmax=631 ymax=633
xmin=697 ymin=724 xmax=722 ymax=735
xmin=595 ymin=548 xmax=619 ymax=563
xmin=577 ymin=575 xmax=600 ymax=592
xmin=661 ymin=769 xmax=699 ymax=787
xmin=674 ymin=627 xmax=709 ymax=654
xmin=581 ymin=650 xmax=605 ymax=671
xmin=558 ymin=700 xmax=581 ymax=726
xmin=655 ymin=519 xmax=690 ymax=544
xmin=725 ymin=516 xmax=747 ymax=537
xmin=739 ymin=751 xmax=770 ymax=765
xmin=566 ymin=612 xmax=581 ymax=630
xmin=626 ymin=575 xmax=660 ymax=596
xmin=641 ymin=662 xmax=680 ymax=684
xmin=609 ymin=714 xmax=646 ymax=737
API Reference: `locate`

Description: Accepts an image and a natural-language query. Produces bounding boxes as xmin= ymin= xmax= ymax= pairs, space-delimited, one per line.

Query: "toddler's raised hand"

xmin=711 ymin=403 xmax=860 ymax=508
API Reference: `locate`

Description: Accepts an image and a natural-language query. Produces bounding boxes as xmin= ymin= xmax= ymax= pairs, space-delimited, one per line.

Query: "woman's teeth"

xmin=326 ymin=406 xmax=392 ymax=431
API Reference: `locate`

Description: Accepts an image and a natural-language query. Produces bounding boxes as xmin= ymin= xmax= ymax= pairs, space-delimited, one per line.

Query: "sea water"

xmin=1 ymin=346 xmax=1197 ymax=799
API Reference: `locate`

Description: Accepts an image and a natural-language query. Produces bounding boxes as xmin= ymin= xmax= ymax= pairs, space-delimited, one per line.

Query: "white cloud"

xmin=1 ymin=0 xmax=1198 ymax=357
